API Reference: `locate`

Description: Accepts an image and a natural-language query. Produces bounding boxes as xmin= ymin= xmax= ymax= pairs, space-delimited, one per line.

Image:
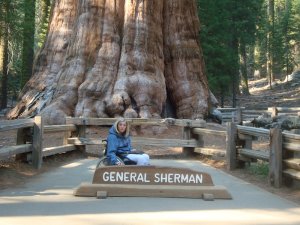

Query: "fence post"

xmin=226 ymin=122 xmax=237 ymax=170
xmin=269 ymin=128 xmax=282 ymax=188
xmin=32 ymin=116 xmax=43 ymax=169
xmin=77 ymin=119 xmax=86 ymax=152
xmin=182 ymin=120 xmax=197 ymax=156
xmin=231 ymin=111 xmax=235 ymax=123
xmin=16 ymin=127 xmax=31 ymax=161
xmin=271 ymin=107 xmax=278 ymax=118
xmin=236 ymin=107 xmax=242 ymax=125
xmin=63 ymin=120 xmax=71 ymax=146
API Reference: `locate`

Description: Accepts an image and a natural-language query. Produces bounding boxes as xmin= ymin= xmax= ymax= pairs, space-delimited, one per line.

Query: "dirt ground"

xmin=1 ymin=77 xmax=300 ymax=203
xmin=235 ymin=77 xmax=300 ymax=108
xmin=1 ymin=122 xmax=299 ymax=205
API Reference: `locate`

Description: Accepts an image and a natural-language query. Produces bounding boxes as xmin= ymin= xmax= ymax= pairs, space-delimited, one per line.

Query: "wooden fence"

xmin=0 ymin=116 xmax=77 ymax=168
xmin=0 ymin=117 xmax=206 ymax=169
xmin=219 ymin=107 xmax=300 ymax=123
xmin=0 ymin=117 xmax=299 ymax=187
xmin=226 ymin=122 xmax=300 ymax=187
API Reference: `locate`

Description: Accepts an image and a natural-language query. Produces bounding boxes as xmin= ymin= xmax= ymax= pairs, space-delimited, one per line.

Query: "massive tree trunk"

xmin=8 ymin=0 xmax=215 ymax=124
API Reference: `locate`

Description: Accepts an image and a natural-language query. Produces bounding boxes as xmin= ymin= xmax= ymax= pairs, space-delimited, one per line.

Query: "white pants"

xmin=126 ymin=153 xmax=150 ymax=165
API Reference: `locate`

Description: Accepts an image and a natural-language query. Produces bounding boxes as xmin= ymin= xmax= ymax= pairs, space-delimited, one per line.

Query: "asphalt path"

xmin=0 ymin=159 xmax=300 ymax=225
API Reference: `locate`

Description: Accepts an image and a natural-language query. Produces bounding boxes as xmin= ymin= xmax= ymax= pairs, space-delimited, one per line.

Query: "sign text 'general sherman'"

xmin=92 ymin=165 xmax=214 ymax=186
xmin=102 ymin=171 xmax=203 ymax=184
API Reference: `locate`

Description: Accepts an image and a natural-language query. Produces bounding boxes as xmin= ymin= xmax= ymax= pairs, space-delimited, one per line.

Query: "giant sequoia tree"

xmin=8 ymin=0 xmax=216 ymax=124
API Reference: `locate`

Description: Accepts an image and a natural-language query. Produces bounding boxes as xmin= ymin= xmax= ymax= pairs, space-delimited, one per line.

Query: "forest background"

xmin=0 ymin=0 xmax=299 ymax=112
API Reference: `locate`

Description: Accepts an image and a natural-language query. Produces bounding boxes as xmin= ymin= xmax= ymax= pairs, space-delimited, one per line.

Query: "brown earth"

xmin=236 ymin=77 xmax=300 ymax=108
xmin=1 ymin=78 xmax=300 ymax=205
xmin=1 ymin=121 xmax=299 ymax=205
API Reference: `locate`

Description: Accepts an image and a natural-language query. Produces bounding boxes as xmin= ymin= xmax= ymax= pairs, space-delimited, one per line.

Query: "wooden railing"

xmin=192 ymin=127 xmax=226 ymax=157
xmin=0 ymin=118 xmax=35 ymax=161
xmin=226 ymin=122 xmax=300 ymax=187
xmin=0 ymin=116 xmax=77 ymax=168
xmin=65 ymin=117 xmax=206 ymax=150
xmin=282 ymin=131 xmax=300 ymax=183
xmin=270 ymin=107 xmax=300 ymax=117
xmin=219 ymin=107 xmax=300 ymax=123
xmin=0 ymin=117 xmax=206 ymax=168
xmin=1 ymin=117 xmax=299 ymax=188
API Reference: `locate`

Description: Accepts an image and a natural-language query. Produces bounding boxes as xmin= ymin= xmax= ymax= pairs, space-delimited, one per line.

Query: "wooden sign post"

xmin=74 ymin=166 xmax=232 ymax=200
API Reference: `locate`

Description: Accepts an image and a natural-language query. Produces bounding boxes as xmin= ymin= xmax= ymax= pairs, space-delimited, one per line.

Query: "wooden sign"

xmin=74 ymin=165 xmax=232 ymax=200
xmin=92 ymin=166 xmax=213 ymax=186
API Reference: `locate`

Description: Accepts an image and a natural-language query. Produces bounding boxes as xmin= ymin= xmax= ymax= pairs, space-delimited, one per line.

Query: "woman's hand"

xmin=115 ymin=161 xmax=122 ymax=166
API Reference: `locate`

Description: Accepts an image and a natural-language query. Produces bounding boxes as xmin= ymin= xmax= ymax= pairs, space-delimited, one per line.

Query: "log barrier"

xmin=1 ymin=116 xmax=299 ymax=187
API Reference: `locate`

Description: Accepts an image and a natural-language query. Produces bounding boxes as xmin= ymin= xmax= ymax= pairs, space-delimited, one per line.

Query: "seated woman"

xmin=107 ymin=117 xmax=150 ymax=166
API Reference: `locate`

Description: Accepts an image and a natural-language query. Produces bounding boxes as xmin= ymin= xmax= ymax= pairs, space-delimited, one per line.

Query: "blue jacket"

xmin=106 ymin=125 xmax=132 ymax=165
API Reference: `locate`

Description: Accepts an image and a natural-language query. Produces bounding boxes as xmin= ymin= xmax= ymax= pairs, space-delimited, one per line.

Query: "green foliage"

xmin=0 ymin=1 xmax=24 ymax=44
xmin=35 ymin=0 xmax=52 ymax=49
xmin=0 ymin=0 xmax=24 ymax=107
xmin=198 ymin=0 xmax=299 ymax=103
xmin=270 ymin=0 xmax=299 ymax=75
xmin=197 ymin=0 xmax=264 ymax=102
xmin=255 ymin=0 xmax=300 ymax=78
xmin=255 ymin=2 xmax=269 ymax=75
xmin=197 ymin=0 xmax=235 ymax=100
xmin=21 ymin=0 xmax=36 ymax=87
xmin=0 ymin=0 xmax=52 ymax=105
xmin=247 ymin=161 xmax=269 ymax=178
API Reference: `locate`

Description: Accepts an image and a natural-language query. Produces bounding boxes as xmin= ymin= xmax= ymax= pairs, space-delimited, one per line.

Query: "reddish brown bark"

xmin=8 ymin=0 xmax=215 ymax=124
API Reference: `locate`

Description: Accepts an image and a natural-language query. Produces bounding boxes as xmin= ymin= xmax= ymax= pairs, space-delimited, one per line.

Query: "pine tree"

xmin=0 ymin=0 xmax=26 ymax=109
xmin=198 ymin=0 xmax=263 ymax=104
xmin=197 ymin=0 xmax=234 ymax=106
xmin=0 ymin=0 xmax=9 ymax=109
xmin=36 ymin=0 xmax=52 ymax=49
xmin=234 ymin=0 xmax=264 ymax=95
xmin=21 ymin=0 xmax=36 ymax=87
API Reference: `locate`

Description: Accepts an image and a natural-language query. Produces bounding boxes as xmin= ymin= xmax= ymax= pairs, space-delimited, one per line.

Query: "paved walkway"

xmin=0 ymin=159 xmax=300 ymax=225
